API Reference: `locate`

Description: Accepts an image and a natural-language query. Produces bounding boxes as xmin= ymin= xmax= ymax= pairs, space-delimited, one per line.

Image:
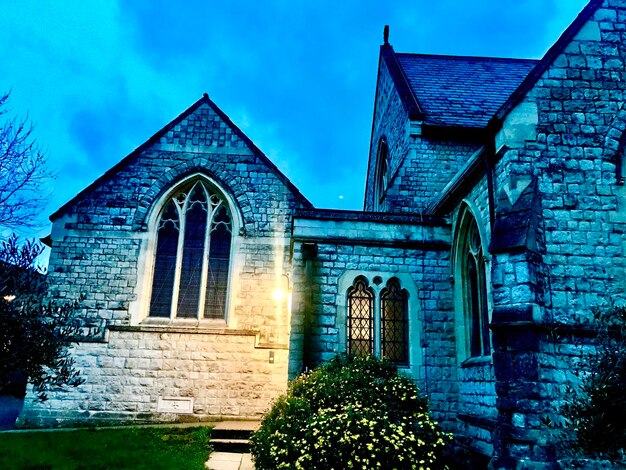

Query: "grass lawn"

xmin=0 ymin=425 xmax=212 ymax=470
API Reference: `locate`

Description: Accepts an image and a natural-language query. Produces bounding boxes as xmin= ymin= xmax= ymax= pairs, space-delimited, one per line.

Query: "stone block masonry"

xmin=20 ymin=329 xmax=288 ymax=427
xmin=19 ymin=2 xmax=626 ymax=466
xmin=289 ymin=211 xmax=460 ymax=430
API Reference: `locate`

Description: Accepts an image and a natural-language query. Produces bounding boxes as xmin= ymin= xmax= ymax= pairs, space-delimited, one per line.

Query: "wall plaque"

xmin=157 ymin=396 xmax=194 ymax=414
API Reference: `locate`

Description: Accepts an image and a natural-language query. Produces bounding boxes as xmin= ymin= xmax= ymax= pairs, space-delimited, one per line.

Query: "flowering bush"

xmin=251 ymin=355 xmax=450 ymax=469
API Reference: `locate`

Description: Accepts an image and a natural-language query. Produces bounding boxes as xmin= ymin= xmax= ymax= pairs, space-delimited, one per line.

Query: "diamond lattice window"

xmin=347 ymin=277 xmax=374 ymax=357
xmin=347 ymin=276 xmax=409 ymax=366
xmin=381 ymin=278 xmax=409 ymax=365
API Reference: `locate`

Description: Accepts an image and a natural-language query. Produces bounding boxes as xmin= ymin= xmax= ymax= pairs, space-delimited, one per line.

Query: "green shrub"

xmin=562 ymin=305 xmax=626 ymax=461
xmin=250 ymin=355 xmax=450 ymax=469
xmin=0 ymin=235 xmax=82 ymax=401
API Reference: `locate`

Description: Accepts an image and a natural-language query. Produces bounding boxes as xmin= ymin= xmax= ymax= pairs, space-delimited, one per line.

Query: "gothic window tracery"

xmin=455 ymin=207 xmax=491 ymax=359
xmin=149 ymin=180 xmax=233 ymax=320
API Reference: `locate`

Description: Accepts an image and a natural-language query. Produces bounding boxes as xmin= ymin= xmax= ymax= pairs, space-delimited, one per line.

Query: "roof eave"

xmin=421 ymin=122 xmax=489 ymax=141
xmin=381 ymin=44 xmax=426 ymax=122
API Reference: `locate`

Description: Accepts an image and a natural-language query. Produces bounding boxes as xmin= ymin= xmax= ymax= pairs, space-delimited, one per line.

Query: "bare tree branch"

xmin=0 ymin=92 xmax=52 ymax=230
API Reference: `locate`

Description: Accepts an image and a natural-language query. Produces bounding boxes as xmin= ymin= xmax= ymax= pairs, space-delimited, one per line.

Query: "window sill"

xmin=460 ymin=355 xmax=492 ymax=368
xmin=112 ymin=319 xmax=258 ymax=337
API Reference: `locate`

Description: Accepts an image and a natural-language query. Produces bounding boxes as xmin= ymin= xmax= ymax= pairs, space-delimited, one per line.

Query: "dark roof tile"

xmin=395 ymin=54 xmax=538 ymax=128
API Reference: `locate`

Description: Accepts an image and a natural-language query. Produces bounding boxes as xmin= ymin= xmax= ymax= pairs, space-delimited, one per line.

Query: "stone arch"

xmin=336 ymin=270 xmax=421 ymax=377
xmin=129 ymin=169 xmax=246 ymax=325
xmin=450 ymin=200 xmax=490 ymax=273
xmin=602 ymin=104 xmax=626 ymax=184
xmin=452 ymin=202 xmax=492 ymax=362
xmin=131 ymin=155 xmax=253 ymax=231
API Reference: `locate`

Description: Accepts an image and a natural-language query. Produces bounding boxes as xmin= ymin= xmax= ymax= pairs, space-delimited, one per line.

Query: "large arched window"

xmin=346 ymin=275 xmax=409 ymax=365
xmin=455 ymin=206 xmax=490 ymax=358
xmin=149 ymin=180 xmax=233 ymax=320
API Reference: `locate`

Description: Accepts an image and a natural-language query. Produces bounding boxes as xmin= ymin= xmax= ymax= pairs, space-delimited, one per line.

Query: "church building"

xmin=20 ymin=0 xmax=626 ymax=466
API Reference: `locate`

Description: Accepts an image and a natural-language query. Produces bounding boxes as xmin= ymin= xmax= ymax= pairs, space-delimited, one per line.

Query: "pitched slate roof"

xmin=395 ymin=53 xmax=538 ymax=128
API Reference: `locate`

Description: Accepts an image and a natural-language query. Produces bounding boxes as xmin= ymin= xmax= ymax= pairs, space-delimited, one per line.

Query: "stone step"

xmin=210 ymin=438 xmax=251 ymax=454
xmin=211 ymin=428 xmax=255 ymax=441
xmin=209 ymin=421 xmax=260 ymax=455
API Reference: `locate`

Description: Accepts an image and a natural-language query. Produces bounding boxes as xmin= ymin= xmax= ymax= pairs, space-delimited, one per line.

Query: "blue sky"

xmin=0 ymin=0 xmax=589 ymax=239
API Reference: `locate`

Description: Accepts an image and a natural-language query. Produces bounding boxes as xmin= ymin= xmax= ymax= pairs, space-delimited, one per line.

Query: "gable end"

xmin=50 ymin=94 xmax=312 ymax=221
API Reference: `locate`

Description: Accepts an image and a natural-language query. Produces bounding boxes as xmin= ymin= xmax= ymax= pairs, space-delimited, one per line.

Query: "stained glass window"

xmin=461 ymin=213 xmax=490 ymax=357
xmin=149 ymin=180 xmax=232 ymax=320
xmin=150 ymin=201 xmax=179 ymax=317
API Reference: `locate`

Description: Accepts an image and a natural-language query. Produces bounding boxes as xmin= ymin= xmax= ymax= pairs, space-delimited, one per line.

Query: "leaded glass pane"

xmin=347 ymin=277 xmax=374 ymax=357
xmin=463 ymin=214 xmax=490 ymax=357
xmin=479 ymin=262 xmax=491 ymax=355
xmin=177 ymin=185 xmax=208 ymax=318
xmin=381 ymin=278 xmax=409 ymax=365
xmin=150 ymin=201 xmax=179 ymax=317
xmin=204 ymin=206 xmax=232 ymax=319
xmin=468 ymin=254 xmax=482 ymax=357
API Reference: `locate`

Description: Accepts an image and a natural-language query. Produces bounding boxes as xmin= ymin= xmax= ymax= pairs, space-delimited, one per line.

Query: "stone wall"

xmin=289 ymin=212 xmax=459 ymax=429
xmin=388 ymin=139 xmax=481 ymax=214
xmin=493 ymin=1 xmax=626 ymax=319
xmin=21 ymin=98 xmax=306 ymax=426
xmin=364 ymin=58 xmax=412 ymax=211
xmin=487 ymin=2 xmax=626 ymax=465
xmin=20 ymin=328 xmax=288 ymax=427
xmin=449 ymin=176 xmax=498 ymax=459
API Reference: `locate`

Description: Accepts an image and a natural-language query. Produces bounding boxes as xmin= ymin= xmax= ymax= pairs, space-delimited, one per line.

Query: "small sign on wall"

xmin=157 ymin=396 xmax=194 ymax=414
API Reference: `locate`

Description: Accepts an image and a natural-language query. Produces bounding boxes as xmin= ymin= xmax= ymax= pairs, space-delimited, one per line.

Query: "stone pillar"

xmin=490 ymin=304 xmax=556 ymax=470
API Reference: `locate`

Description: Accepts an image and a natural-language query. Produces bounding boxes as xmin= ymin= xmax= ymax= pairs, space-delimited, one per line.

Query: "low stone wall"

xmin=18 ymin=328 xmax=288 ymax=427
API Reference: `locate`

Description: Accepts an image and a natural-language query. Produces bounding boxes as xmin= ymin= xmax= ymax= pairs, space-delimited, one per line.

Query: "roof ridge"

xmin=396 ymin=52 xmax=539 ymax=63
